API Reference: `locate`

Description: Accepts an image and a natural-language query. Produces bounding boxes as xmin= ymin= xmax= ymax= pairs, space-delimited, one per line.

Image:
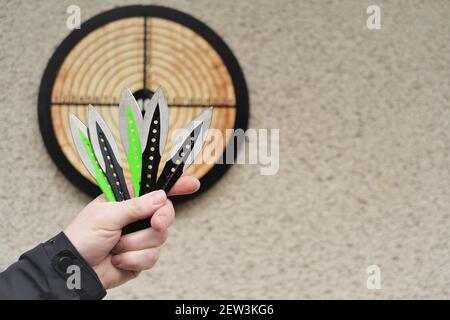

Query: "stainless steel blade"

xmin=88 ymin=105 xmax=122 ymax=172
xmin=119 ymin=87 xmax=143 ymax=154
xmin=142 ymin=87 xmax=169 ymax=154
xmin=168 ymin=107 xmax=213 ymax=171
xmin=69 ymin=113 xmax=96 ymax=179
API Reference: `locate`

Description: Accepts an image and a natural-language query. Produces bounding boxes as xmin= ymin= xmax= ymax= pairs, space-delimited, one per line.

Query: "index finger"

xmin=103 ymin=190 xmax=167 ymax=228
xmin=91 ymin=176 xmax=199 ymax=206
xmin=167 ymin=176 xmax=200 ymax=196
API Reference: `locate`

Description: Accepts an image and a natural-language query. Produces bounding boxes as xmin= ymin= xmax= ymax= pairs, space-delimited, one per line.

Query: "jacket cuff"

xmin=42 ymin=232 xmax=106 ymax=300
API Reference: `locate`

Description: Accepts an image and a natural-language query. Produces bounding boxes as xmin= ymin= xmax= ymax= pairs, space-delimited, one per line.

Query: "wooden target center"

xmin=39 ymin=6 xmax=248 ymax=201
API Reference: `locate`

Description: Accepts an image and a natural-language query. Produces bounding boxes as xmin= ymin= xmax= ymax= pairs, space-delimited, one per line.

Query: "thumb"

xmin=104 ymin=190 xmax=167 ymax=228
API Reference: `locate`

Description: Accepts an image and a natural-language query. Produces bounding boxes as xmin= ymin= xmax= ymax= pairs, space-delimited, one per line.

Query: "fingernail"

xmin=111 ymin=255 xmax=122 ymax=265
xmin=152 ymin=190 xmax=166 ymax=205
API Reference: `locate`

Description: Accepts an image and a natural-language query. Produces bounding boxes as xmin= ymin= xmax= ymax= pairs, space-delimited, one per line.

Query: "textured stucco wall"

xmin=0 ymin=0 xmax=449 ymax=299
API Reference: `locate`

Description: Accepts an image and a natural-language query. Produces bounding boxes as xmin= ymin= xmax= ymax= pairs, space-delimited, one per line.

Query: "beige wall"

xmin=0 ymin=0 xmax=449 ymax=299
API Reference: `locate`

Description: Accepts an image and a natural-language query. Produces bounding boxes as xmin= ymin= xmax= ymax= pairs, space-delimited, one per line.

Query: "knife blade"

xmin=139 ymin=87 xmax=169 ymax=195
xmin=124 ymin=107 xmax=212 ymax=234
xmin=124 ymin=88 xmax=170 ymax=234
xmin=119 ymin=88 xmax=144 ymax=197
xmin=69 ymin=113 xmax=115 ymax=202
xmin=88 ymin=105 xmax=130 ymax=202
xmin=156 ymin=107 xmax=213 ymax=193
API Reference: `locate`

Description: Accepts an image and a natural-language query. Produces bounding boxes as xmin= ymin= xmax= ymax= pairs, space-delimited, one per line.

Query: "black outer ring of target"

xmin=38 ymin=5 xmax=249 ymax=204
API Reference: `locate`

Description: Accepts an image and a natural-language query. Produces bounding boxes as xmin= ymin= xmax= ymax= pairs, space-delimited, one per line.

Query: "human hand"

xmin=64 ymin=176 xmax=200 ymax=290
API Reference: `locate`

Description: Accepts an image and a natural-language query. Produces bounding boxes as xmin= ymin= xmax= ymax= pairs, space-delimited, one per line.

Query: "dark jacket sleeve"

xmin=0 ymin=232 xmax=106 ymax=300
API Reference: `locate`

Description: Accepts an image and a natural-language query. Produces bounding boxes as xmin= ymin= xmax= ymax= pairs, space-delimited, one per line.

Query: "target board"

xmin=38 ymin=5 xmax=249 ymax=201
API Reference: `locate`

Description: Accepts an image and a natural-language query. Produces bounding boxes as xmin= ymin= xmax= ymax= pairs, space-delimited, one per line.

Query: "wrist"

xmin=58 ymin=232 xmax=107 ymax=298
